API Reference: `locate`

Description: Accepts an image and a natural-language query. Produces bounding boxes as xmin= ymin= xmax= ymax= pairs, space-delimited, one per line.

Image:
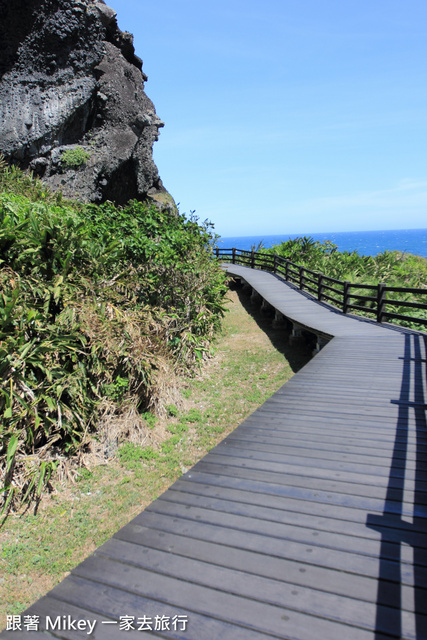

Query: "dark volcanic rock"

xmin=0 ymin=0 xmax=173 ymax=206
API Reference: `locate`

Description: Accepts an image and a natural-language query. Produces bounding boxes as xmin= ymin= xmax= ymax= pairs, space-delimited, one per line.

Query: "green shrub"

xmin=0 ymin=162 xmax=227 ymax=513
xmin=61 ymin=147 xmax=90 ymax=169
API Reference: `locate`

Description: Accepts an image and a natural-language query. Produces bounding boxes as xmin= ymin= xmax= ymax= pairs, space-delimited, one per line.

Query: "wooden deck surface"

xmin=2 ymin=265 xmax=427 ymax=639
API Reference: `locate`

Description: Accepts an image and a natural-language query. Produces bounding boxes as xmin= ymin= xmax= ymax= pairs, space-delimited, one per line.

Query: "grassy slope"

xmin=0 ymin=285 xmax=312 ymax=626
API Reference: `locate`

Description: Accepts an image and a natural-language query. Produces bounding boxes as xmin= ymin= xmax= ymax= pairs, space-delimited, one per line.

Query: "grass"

xmin=60 ymin=147 xmax=91 ymax=169
xmin=0 ymin=283 xmax=311 ymax=626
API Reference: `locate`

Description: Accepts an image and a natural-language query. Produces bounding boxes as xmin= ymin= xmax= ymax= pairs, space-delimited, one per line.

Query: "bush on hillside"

xmin=0 ymin=160 xmax=227 ymax=513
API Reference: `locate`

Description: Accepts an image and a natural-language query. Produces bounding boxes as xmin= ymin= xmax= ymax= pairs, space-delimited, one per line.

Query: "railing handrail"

xmin=215 ymin=246 xmax=427 ymax=329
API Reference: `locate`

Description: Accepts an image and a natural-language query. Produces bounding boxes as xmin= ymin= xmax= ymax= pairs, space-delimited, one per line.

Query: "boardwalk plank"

xmin=191 ymin=461 xmax=427 ymax=517
xmin=223 ymin=434 xmax=424 ymax=462
xmin=36 ymin=577 xmax=274 ymax=640
xmin=196 ymin=452 xmax=427 ymax=493
xmin=89 ymin=539 xmax=427 ymax=637
xmin=214 ymin=440 xmax=421 ymax=472
xmin=159 ymin=486 xmax=427 ymax=545
xmin=70 ymin=555 xmax=412 ymax=640
xmin=144 ymin=498 xmax=426 ymax=566
xmin=98 ymin=535 xmax=421 ymax=614
xmin=227 ymin=428 xmax=427 ymax=452
xmin=169 ymin=477 xmax=427 ymax=532
xmin=126 ymin=510 xmax=426 ymax=587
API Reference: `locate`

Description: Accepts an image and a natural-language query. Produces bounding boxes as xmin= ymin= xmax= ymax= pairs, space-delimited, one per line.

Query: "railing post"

xmin=232 ymin=247 xmax=236 ymax=264
xmin=299 ymin=266 xmax=304 ymax=290
xmin=251 ymin=250 xmax=255 ymax=269
xmin=343 ymin=281 xmax=350 ymax=314
xmin=285 ymin=259 xmax=290 ymax=281
xmin=377 ymin=283 xmax=386 ymax=323
xmin=273 ymin=254 xmax=278 ymax=274
xmin=318 ymin=274 xmax=323 ymax=302
xmin=215 ymin=247 xmax=219 ymax=258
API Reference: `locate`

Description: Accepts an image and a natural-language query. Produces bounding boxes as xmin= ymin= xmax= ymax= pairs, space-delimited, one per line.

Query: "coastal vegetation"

xmin=264 ymin=236 xmax=427 ymax=286
xmin=0 ymin=158 xmax=227 ymax=514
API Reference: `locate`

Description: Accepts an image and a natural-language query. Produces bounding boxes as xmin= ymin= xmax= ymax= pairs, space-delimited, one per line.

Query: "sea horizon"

xmin=218 ymin=228 xmax=427 ymax=259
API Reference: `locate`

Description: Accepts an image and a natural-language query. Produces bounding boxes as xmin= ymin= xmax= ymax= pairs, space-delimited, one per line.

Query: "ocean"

xmin=219 ymin=228 xmax=427 ymax=258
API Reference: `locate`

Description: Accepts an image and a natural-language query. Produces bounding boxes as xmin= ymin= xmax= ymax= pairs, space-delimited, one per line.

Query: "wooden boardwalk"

xmin=2 ymin=264 xmax=427 ymax=639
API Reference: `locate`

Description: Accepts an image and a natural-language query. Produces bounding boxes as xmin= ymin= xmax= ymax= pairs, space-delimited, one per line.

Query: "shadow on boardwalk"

xmin=366 ymin=334 xmax=427 ymax=639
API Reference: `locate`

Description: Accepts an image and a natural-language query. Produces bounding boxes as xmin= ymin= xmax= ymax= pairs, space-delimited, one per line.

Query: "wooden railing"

xmin=216 ymin=247 xmax=427 ymax=329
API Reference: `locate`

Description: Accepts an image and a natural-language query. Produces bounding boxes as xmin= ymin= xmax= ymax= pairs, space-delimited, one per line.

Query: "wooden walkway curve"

xmin=2 ymin=264 xmax=427 ymax=639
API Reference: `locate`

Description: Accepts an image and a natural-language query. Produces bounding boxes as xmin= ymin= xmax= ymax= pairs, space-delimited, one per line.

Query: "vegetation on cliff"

xmin=0 ymin=159 xmax=227 ymax=513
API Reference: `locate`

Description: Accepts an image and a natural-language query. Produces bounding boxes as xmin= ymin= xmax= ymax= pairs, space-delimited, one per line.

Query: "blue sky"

xmin=111 ymin=0 xmax=427 ymax=237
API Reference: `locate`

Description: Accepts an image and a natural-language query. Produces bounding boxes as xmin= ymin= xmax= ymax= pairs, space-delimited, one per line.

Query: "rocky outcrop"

xmin=0 ymin=0 xmax=173 ymax=206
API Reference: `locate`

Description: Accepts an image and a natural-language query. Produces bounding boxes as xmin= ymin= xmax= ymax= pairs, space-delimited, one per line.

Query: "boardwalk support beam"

xmin=251 ymin=289 xmax=262 ymax=304
xmin=290 ymin=322 xmax=304 ymax=342
xmin=273 ymin=309 xmax=286 ymax=326
xmin=313 ymin=335 xmax=329 ymax=354
xmin=261 ymin=298 xmax=273 ymax=314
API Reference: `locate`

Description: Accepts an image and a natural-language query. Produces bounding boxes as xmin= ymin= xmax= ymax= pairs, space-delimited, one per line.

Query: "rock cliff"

xmin=0 ymin=0 xmax=173 ymax=206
